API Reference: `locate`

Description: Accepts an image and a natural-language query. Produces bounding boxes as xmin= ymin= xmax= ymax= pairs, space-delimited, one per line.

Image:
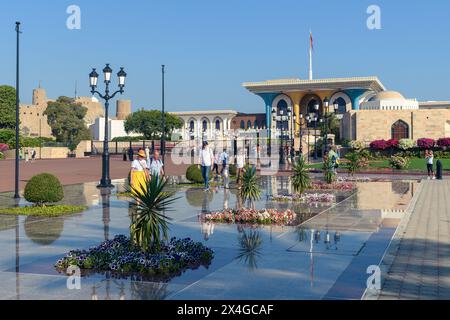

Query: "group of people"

xmin=19 ymin=148 xmax=37 ymax=163
xmin=129 ymin=148 xmax=165 ymax=195
xmin=199 ymin=141 xmax=246 ymax=191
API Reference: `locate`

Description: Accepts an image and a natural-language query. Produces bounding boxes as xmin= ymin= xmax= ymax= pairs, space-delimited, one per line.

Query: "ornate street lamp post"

xmin=322 ymin=97 xmax=339 ymax=154
xmin=90 ymin=64 xmax=127 ymax=188
xmin=313 ymin=103 xmax=319 ymax=160
xmin=14 ymin=22 xmax=21 ymax=199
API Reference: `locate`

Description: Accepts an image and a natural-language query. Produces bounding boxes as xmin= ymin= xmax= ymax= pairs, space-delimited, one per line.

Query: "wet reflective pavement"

xmin=0 ymin=177 xmax=419 ymax=300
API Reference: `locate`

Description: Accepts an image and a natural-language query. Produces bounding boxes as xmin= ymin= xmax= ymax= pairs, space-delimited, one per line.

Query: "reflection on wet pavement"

xmin=0 ymin=177 xmax=419 ymax=300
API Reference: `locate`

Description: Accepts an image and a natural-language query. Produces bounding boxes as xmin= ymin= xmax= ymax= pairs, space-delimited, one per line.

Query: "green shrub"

xmin=389 ymin=155 xmax=410 ymax=170
xmin=229 ymin=164 xmax=237 ymax=176
xmin=291 ymin=157 xmax=310 ymax=195
xmin=186 ymin=165 xmax=213 ymax=184
xmin=24 ymin=173 xmax=64 ymax=206
xmin=398 ymin=139 xmax=415 ymax=150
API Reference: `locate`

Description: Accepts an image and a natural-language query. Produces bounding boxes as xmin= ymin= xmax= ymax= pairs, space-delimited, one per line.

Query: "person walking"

xmin=130 ymin=149 xmax=150 ymax=196
xmin=24 ymin=149 xmax=29 ymax=163
xmin=128 ymin=147 xmax=134 ymax=162
xmin=425 ymin=149 xmax=435 ymax=180
xmin=219 ymin=149 xmax=230 ymax=188
xmin=147 ymin=150 xmax=165 ymax=181
xmin=199 ymin=141 xmax=214 ymax=191
xmin=31 ymin=149 xmax=36 ymax=162
xmin=236 ymin=149 xmax=245 ymax=188
xmin=122 ymin=148 xmax=127 ymax=161
xmin=212 ymin=150 xmax=220 ymax=178
xmin=328 ymin=146 xmax=340 ymax=174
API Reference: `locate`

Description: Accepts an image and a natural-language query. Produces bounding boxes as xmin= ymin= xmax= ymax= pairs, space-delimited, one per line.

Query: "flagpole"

xmin=309 ymin=31 xmax=313 ymax=80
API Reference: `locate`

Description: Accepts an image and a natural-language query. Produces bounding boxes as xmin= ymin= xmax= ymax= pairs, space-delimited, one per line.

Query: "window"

xmin=333 ymin=97 xmax=347 ymax=114
xmin=189 ymin=120 xmax=194 ymax=132
xmin=215 ymin=119 xmax=221 ymax=130
xmin=277 ymin=100 xmax=289 ymax=130
xmin=391 ymin=120 xmax=409 ymax=140
xmin=254 ymin=120 xmax=259 ymax=129
xmin=247 ymin=120 xmax=252 ymax=129
xmin=202 ymin=120 xmax=208 ymax=132
xmin=240 ymin=120 xmax=245 ymax=129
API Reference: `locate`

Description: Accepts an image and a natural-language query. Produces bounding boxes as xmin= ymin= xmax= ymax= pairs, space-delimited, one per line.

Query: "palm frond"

xmin=240 ymin=166 xmax=261 ymax=203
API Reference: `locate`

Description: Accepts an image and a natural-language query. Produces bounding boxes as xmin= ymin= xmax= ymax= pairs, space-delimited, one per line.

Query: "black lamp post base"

xmin=97 ymin=181 xmax=114 ymax=189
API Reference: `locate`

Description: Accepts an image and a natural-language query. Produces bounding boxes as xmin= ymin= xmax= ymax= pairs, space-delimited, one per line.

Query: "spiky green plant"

xmin=128 ymin=177 xmax=178 ymax=252
xmin=345 ymin=151 xmax=361 ymax=177
xmin=240 ymin=166 xmax=261 ymax=207
xmin=291 ymin=157 xmax=310 ymax=195
xmin=323 ymin=158 xmax=336 ymax=184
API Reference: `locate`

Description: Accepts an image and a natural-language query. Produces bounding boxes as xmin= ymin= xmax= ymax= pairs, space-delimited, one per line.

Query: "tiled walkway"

xmin=378 ymin=180 xmax=450 ymax=300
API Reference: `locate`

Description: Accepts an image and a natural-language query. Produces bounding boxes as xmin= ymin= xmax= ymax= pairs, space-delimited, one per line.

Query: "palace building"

xmin=242 ymin=76 xmax=450 ymax=148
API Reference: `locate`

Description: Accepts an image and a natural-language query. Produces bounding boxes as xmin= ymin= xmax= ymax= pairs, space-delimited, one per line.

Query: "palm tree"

xmin=323 ymin=158 xmax=336 ymax=184
xmin=128 ymin=177 xmax=178 ymax=252
xmin=291 ymin=157 xmax=310 ymax=195
xmin=240 ymin=165 xmax=261 ymax=208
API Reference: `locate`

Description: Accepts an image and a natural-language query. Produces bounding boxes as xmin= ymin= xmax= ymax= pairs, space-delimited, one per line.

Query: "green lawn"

xmin=307 ymin=158 xmax=450 ymax=171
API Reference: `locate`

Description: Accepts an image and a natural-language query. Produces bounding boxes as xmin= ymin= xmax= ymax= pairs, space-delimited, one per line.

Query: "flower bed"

xmin=309 ymin=181 xmax=356 ymax=191
xmin=55 ymin=235 xmax=214 ymax=280
xmin=270 ymin=193 xmax=335 ymax=203
xmin=203 ymin=209 xmax=296 ymax=225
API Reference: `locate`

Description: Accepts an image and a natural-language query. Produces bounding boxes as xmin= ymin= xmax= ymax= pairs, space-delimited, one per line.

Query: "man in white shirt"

xmin=199 ymin=141 xmax=214 ymax=191
xmin=147 ymin=150 xmax=164 ymax=180
xmin=236 ymin=149 xmax=245 ymax=187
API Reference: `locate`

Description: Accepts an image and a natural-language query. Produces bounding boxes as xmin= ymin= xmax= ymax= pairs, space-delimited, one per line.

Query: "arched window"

xmin=333 ymin=97 xmax=347 ymax=114
xmin=254 ymin=120 xmax=259 ymax=129
xmin=277 ymin=99 xmax=289 ymax=130
xmin=202 ymin=120 xmax=208 ymax=132
xmin=391 ymin=120 xmax=409 ymax=140
xmin=240 ymin=120 xmax=245 ymax=129
xmin=189 ymin=120 xmax=195 ymax=132
xmin=247 ymin=120 xmax=252 ymax=129
xmin=215 ymin=119 xmax=221 ymax=130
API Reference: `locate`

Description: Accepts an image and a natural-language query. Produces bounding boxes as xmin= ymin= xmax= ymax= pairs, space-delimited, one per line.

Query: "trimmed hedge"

xmin=186 ymin=165 xmax=211 ymax=183
xmin=24 ymin=173 xmax=64 ymax=206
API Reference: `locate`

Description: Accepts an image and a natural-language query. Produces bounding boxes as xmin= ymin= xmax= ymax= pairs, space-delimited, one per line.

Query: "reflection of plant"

xmin=240 ymin=166 xmax=261 ymax=206
xmin=128 ymin=177 xmax=176 ymax=252
xmin=186 ymin=188 xmax=213 ymax=208
xmin=131 ymin=281 xmax=169 ymax=300
xmin=236 ymin=230 xmax=262 ymax=270
xmin=291 ymin=157 xmax=310 ymax=195
xmin=24 ymin=216 xmax=65 ymax=245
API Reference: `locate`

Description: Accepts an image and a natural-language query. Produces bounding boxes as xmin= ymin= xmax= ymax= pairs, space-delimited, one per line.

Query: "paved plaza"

xmin=378 ymin=180 xmax=450 ymax=300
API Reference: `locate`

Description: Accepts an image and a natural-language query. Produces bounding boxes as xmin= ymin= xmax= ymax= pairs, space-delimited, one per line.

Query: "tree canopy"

xmin=0 ymin=85 xmax=17 ymax=129
xmin=124 ymin=109 xmax=183 ymax=140
xmin=44 ymin=96 xmax=91 ymax=146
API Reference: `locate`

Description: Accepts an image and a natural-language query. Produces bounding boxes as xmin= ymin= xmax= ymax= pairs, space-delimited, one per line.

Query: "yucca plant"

xmin=240 ymin=165 xmax=261 ymax=208
xmin=128 ymin=177 xmax=178 ymax=253
xmin=291 ymin=157 xmax=310 ymax=195
xmin=323 ymin=158 xmax=336 ymax=184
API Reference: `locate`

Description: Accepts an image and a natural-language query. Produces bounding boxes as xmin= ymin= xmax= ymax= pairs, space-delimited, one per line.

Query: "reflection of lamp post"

xmin=89 ymin=64 xmax=127 ymax=188
xmin=101 ymin=188 xmax=111 ymax=240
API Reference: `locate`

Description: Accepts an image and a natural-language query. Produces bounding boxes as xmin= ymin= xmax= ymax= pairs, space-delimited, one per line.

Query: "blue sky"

xmin=0 ymin=0 xmax=449 ymax=113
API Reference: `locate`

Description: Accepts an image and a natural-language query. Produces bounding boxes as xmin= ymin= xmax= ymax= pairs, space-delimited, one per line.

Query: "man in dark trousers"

xmin=128 ymin=147 xmax=134 ymax=161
